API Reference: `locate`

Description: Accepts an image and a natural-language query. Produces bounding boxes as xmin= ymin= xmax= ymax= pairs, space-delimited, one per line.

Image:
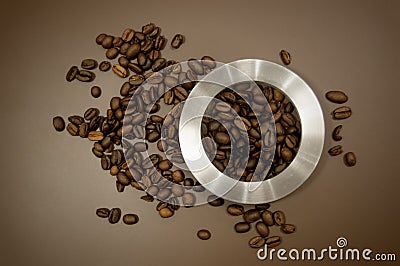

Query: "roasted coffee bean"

xmin=171 ymin=183 xmax=184 ymax=197
xmin=101 ymin=156 xmax=111 ymax=170
xmin=106 ymin=48 xmax=119 ymax=59
xmin=234 ymin=222 xmax=250 ymax=233
xmin=81 ymin=59 xmax=98 ymax=70
xmin=197 ymin=229 xmax=211 ymax=240
xmin=117 ymin=172 xmax=130 ymax=186
xmin=201 ymin=55 xmax=216 ymax=69
xmin=331 ymin=106 xmax=352 ymax=120
xmin=227 ymin=204 xmax=244 ymax=216
xmin=249 ymin=236 xmax=265 ymax=248
xmin=96 ymin=208 xmax=110 ymax=218
xmin=152 ymin=58 xmax=167 ymax=72
xmin=108 ymin=208 xmax=121 ymax=224
xmin=96 ymin=33 xmax=107 ymax=45
xmin=215 ymin=132 xmax=230 ymax=144
xmin=66 ymin=66 xmax=79 ymax=81
xmin=266 ymin=236 xmax=281 ymax=248
xmin=171 ymin=170 xmax=185 ymax=183
xmin=142 ymin=23 xmax=155 ymax=34
xmin=328 ymin=145 xmax=343 ymax=156
xmin=261 ymin=210 xmax=274 ymax=226
xmin=123 ymin=214 xmax=139 ymax=225
xmin=159 ymin=207 xmax=174 ymax=218
xmin=112 ymin=64 xmax=128 ymax=78
xmin=255 ymin=203 xmax=270 ymax=210
xmin=84 ymin=107 xmax=100 ymax=121
xmin=332 ymin=125 xmax=343 ymax=141
xmin=77 ymin=70 xmax=96 ymax=82
xmin=243 ymin=209 xmax=261 ymax=223
xmin=102 ymin=36 xmax=114 ymax=49
xmin=68 ymin=115 xmax=84 ymax=125
xmin=147 ymin=131 xmax=160 ymax=142
xmin=207 ymin=195 xmax=224 ymax=207
xmin=280 ymin=224 xmax=296 ymax=234
xmin=126 ymin=43 xmax=140 ymax=60
xmin=88 ymin=131 xmax=104 ymax=141
xmin=91 ymin=86 xmax=101 ymax=98
xmin=128 ymin=63 xmax=143 ymax=74
xmin=53 ymin=116 xmax=65 ymax=132
xmin=344 ymin=152 xmax=356 ymax=167
xmin=116 ymin=181 xmax=124 ymax=192
xmin=255 ymin=221 xmax=270 ymax=237
xmin=129 ymin=74 xmax=145 ymax=86
xmin=325 ymin=91 xmax=348 ymax=104
xmin=154 ymin=35 xmax=167 ymax=50
xmin=118 ymin=56 xmax=129 ymax=68
xmin=273 ymin=210 xmax=285 ymax=225
xmin=66 ymin=123 xmax=79 ymax=136
xmin=141 ymin=195 xmax=154 ymax=202
xmin=188 ymin=59 xmax=204 ymax=75
xmin=158 ymin=159 xmax=172 ymax=171
xmin=122 ymin=28 xmax=135 ymax=42
xmin=171 ymin=34 xmax=185 ymax=49
xmin=133 ymin=142 xmax=147 ymax=152
xmin=279 ymin=49 xmax=291 ymax=65
xmin=99 ymin=61 xmax=111 ymax=72
xmin=182 ymin=192 xmax=196 ymax=207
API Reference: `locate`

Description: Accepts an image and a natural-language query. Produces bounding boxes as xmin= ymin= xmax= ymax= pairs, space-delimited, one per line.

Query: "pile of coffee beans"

xmin=325 ymin=90 xmax=356 ymax=167
xmin=52 ymin=23 xmax=297 ymax=250
xmin=227 ymin=203 xmax=295 ymax=248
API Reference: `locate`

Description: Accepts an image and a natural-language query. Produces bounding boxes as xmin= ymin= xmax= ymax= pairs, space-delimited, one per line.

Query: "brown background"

xmin=0 ymin=0 xmax=399 ymax=265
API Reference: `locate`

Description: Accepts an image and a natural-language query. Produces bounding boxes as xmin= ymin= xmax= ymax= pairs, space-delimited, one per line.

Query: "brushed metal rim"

xmin=179 ymin=59 xmax=325 ymax=203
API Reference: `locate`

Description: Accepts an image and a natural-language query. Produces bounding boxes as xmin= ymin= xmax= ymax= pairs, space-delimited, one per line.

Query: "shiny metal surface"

xmin=179 ymin=59 xmax=325 ymax=203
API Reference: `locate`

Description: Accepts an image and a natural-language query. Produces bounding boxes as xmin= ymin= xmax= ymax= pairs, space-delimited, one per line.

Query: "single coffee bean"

xmin=159 ymin=207 xmax=174 ymax=218
xmin=234 ymin=222 xmax=250 ymax=233
xmin=66 ymin=123 xmax=79 ymax=136
xmin=197 ymin=229 xmax=211 ymax=240
xmin=96 ymin=208 xmax=110 ymax=218
xmin=116 ymin=181 xmax=124 ymax=192
xmin=158 ymin=159 xmax=172 ymax=171
xmin=255 ymin=203 xmax=270 ymax=210
xmin=106 ymin=48 xmax=119 ymax=59
xmin=243 ymin=209 xmax=261 ymax=223
xmin=53 ymin=116 xmax=65 ymax=132
xmin=66 ymin=66 xmax=79 ymax=81
xmin=188 ymin=59 xmax=204 ymax=75
xmin=88 ymin=131 xmax=104 ymax=141
xmin=331 ymin=106 xmax=352 ymax=120
xmin=77 ymin=70 xmax=96 ymax=82
xmin=260 ymin=210 xmax=272 ymax=226
xmin=152 ymin=58 xmax=167 ymax=72
xmin=101 ymin=156 xmax=111 ymax=170
xmin=279 ymin=49 xmax=291 ymax=65
xmin=344 ymin=152 xmax=356 ymax=167
xmin=108 ymin=208 xmax=121 ymax=224
xmin=182 ymin=192 xmax=196 ymax=207
xmin=123 ymin=214 xmax=139 ymax=225
xmin=142 ymin=23 xmax=155 ymax=34
xmin=273 ymin=210 xmax=286 ymax=225
xmin=128 ymin=62 xmax=143 ymax=74
xmin=81 ymin=59 xmax=98 ymax=70
xmin=117 ymin=172 xmax=130 ymax=186
xmin=122 ymin=28 xmax=135 ymax=42
xmin=112 ymin=64 xmax=128 ymax=78
xmin=201 ymin=55 xmax=216 ymax=69
xmin=171 ymin=170 xmax=185 ymax=183
xmin=99 ymin=61 xmax=111 ymax=72
xmin=96 ymin=33 xmax=107 ymax=45
xmin=126 ymin=43 xmax=141 ymax=60
xmin=280 ymin=224 xmax=296 ymax=234
xmin=141 ymin=195 xmax=154 ymax=202
xmin=325 ymin=91 xmax=348 ymax=104
xmin=328 ymin=145 xmax=343 ymax=156
xmin=171 ymin=34 xmax=185 ymax=49
xmin=84 ymin=107 xmax=99 ymax=121
xmin=255 ymin=221 xmax=270 ymax=237
xmin=102 ymin=36 xmax=114 ymax=49
xmin=266 ymin=236 xmax=281 ymax=248
xmin=68 ymin=115 xmax=84 ymax=125
xmin=215 ymin=132 xmax=230 ymax=144
xmin=91 ymin=86 xmax=101 ymax=98
xmin=249 ymin=236 xmax=265 ymax=248
xmin=332 ymin=125 xmax=343 ymax=141
xmin=227 ymin=204 xmax=244 ymax=216
xmin=207 ymin=195 xmax=225 ymax=207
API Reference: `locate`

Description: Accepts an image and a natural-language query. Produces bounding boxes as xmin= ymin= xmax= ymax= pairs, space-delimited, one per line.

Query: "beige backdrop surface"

xmin=0 ymin=0 xmax=399 ymax=265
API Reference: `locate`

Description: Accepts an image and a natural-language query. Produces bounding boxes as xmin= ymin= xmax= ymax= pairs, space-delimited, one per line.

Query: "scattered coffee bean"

xmin=81 ymin=59 xmax=98 ymax=70
xmin=91 ymin=86 xmax=102 ymax=98
xmin=227 ymin=204 xmax=245 ymax=216
xmin=197 ymin=229 xmax=211 ymax=240
xmin=328 ymin=145 xmax=343 ymax=156
xmin=261 ymin=210 xmax=275 ymax=226
xmin=66 ymin=66 xmax=79 ymax=82
xmin=332 ymin=125 xmax=343 ymax=141
xmin=273 ymin=211 xmax=286 ymax=225
xmin=243 ymin=209 xmax=261 ymax=223
xmin=99 ymin=61 xmax=111 ymax=72
xmin=88 ymin=131 xmax=104 ymax=141
xmin=96 ymin=208 xmax=110 ymax=218
xmin=255 ymin=203 xmax=270 ymax=210
xmin=266 ymin=236 xmax=281 ymax=248
xmin=280 ymin=224 xmax=296 ymax=234
xmin=53 ymin=116 xmax=65 ymax=132
xmin=123 ymin=214 xmax=139 ymax=225
xmin=66 ymin=123 xmax=79 ymax=136
xmin=77 ymin=70 xmax=96 ymax=82
xmin=344 ymin=152 xmax=356 ymax=167
xmin=234 ymin=222 xmax=250 ymax=233
xmin=325 ymin=91 xmax=348 ymax=104
xmin=331 ymin=106 xmax=352 ymax=120
xmin=108 ymin=208 xmax=121 ymax=224
xmin=159 ymin=207 xmax=174 ymax=218
xmin=207 ymin=195 xmax=225 ymax=207
xmin=279 ymin=49 xmax=291 ymax=65
xmin=112 ymin=64 xmax=128 ymax=78
xmin=255 ymin=221 xmax=270 ymax=237
xmin=171 ymin=34 xmax=185 ymax=49
xmin=249 ymin=236 xmax=265 ymax=248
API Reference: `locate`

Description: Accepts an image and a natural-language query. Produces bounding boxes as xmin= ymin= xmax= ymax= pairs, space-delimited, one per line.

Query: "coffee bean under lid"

xmin=179 ymin=59 xmax=325 ymax=203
